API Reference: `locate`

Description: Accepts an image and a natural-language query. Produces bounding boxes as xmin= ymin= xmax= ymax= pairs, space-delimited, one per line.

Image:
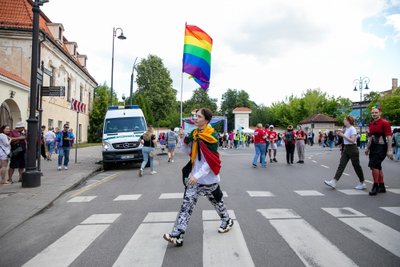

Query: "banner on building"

xmin=71 ymin=98 xmax=86 ymax=113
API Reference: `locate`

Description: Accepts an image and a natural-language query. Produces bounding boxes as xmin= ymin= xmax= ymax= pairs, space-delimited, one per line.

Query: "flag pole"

xmin=180 ymin=22 xmax=187 ymax=128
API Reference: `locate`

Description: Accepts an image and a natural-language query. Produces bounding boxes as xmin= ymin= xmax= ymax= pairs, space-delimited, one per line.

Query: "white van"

xmin=102 ymin=105 xmax=147 ymax=170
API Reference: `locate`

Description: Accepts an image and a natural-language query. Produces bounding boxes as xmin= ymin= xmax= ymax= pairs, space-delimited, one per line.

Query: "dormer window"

xmin=58 ymin=27 xmax=62 ymax=40
xmin=46 ymin=23 xmax=64 ymax=44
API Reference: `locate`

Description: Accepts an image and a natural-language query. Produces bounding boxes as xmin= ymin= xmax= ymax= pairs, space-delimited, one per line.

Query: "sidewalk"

xmin=0 ymin=145 xmax=102 ymax=238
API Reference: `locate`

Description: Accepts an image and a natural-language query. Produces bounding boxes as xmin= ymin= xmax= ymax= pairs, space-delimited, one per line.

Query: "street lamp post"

xmin=129 ymin=57 xmax=138 ymax=106
xmin=110 ymin=27 xmax=126 ymax=107
xmin=22 ymin=0 xmax=48 ymax=188
xmin=353 ymin=77 xmax=370 ymax=133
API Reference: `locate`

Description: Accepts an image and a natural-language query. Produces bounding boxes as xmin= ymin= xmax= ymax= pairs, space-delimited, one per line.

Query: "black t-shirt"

xmin=62 ymin=131 xmax=70 ymax=147
xmin=140 ymin=134 xmax=156 ymax=147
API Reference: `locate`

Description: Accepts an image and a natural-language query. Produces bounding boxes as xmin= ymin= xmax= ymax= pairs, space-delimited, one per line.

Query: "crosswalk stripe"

xmin=343 ymin=173 xmax=350 ymax=176
xmin=159 ymin=193 xmax=183 ymax=199
xmin=143 ymin=212 xmax=178 ymax=223
xmin=67 ymin=196 xmax=97 ymax=202
xmin=80 ymin=214 xmax=121 ymax=225
xmin=112 ymin=222 xmax=173 ymax=267
xmin=312 ymin=160 xmax=317 ymax=163
xmin=321 ymin=165 xmax=330 ymax=169
xmin=338 ymin=189 xmax=368 ymax=195
xmin=322 ymin=207 xmax=366 ymax=218
xmin=247 ymin=191 xmax=275 ymax=197
xmin=294 ymin=190 xmax=324 ymax=196
xmin=258 ymin=209 xmax=357 ymax=266
xmin=22 ymin=225 xmax=110 ymax=267
xmin=387 ymin=188 xmax=400 ymax=194
xmin=203 ymin=209 xmax=254 ymax=267
xmin=113 ymin=194 xmax=142 ymax=201
xmin=323 ymin=207 xmax=400 ymax=257
xmin=380 ymin=207 xmax=400 ymax=217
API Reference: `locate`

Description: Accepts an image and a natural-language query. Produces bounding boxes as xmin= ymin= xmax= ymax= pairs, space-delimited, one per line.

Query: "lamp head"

xmin=118 ymin=32 xmax=127 ymax=40
xmin=365 ymin=84 xmax=369 ymax=90
xmin=353 ymin=86 xmax=357 ymax=91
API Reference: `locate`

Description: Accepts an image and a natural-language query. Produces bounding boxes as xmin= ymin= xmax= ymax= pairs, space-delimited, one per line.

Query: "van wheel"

xmin=103 ymin=162 xmax=112 ymax=171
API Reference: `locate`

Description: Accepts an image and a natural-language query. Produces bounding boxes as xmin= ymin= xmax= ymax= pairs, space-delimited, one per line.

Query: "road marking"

xmin=323 ymin=207 xmax=400 ymax=257
xmin=246 ymin=191 xmax=275 ymax=197
xmin=159 ymin=193 xmax=183 ymax=199
xmin=294 ymin=190 xmax=324 ymax=196
xmin=321 ymin=165 xmax=330 ymax=169
xmin=202 ymin=210 xmax=237 ymax=221
xmin=380 ymin=207 xmax=400 ymax=217
xmin=23 ymin=224 xmax=109 ymax=267
xmin=322 ymin=207 xmax=366 ymax=218
xmin=67 ymin=196 xmax=97 ymax=203
xmin=113 ymin=222 xmax=173 ymax=267
xmin=312 ymin=160 xmax=317 ymax=163
xmin=343 ymin=173 xmax=350 ymax=176
xmin=70 ymin=172 xmax=121 ymax=197
xmin=338 ymin=189 xmax=368 ymax=195
xmin=257 ymin=209 xmax=301 ymax=219
xmin=113 ymin=194 xmax=142 ymax=201
xmin=387 ymin=188 xmax=400 ymax=194
xmin=143 ymin=212 xmax=178 ymax=223
xmin=258 ymin=209 xmax=357 ymax=267
xmin=80 ymin=213 xmax=121 ymax=225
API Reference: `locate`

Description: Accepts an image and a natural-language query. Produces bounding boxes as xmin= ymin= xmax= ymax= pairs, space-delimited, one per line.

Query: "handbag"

xmin=10 ymin=146 xmax=24 ymax=158
xmin=181 ymin=160 xmax=192 ymax=186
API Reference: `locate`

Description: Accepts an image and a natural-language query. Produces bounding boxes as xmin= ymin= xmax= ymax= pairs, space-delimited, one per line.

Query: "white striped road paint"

xmin=159 ymin=193 xmax=183 ymax=199
xmin=294 ymin=190 xmax=324 ymax=196
xmin=343 ymin=173 xmax=350 ymax=176
xmin=202 ymin=210 xmax=237 ymax=221
xmin=338 ymin=189 xmax=368 ymax=195
xmin=113 ymin=222 xmax=173 ymax=267
xmin=67 ymin=196 xmax=97 ymax=203
xmin=321 ymin=165 xmax=330 ymax=169
xmin=387 ymin=188 xmax=400 ymax=194
xmin=258 ymin=209 xmax=357 ymax=267
xmin=380 ymin=207 xmax=400 ymax=217
xmin=70 ymin=172 xmax=121 ymax=198
xmin=23 ymin=224 xmax=109 ymax=267
xmin=203 ymin=210 xmax=255 ymax=267
xmin=80 ymin=213 xmax=121 ymax=225
xmin=247 ymin=191 xmax=275 ymax=197
xmin=257 ymin=209 xmax=301 ymax=220
xmin=312 ymin=160 xmax=317 ymax=163
xmin=365 ymin=180 xmax=373 ymax=184
xmin=113 ymin=194 xmax=142 ymax=201
xmin=323 ymin=207 xmax=400 ymax=257
xmin=322 ymin=207 xmax=366 ymax=218
xmin=143 ymin=212 xmax=178 ymax=223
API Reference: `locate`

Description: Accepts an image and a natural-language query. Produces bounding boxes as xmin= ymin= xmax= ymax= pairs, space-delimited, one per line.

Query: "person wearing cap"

xmin=267 ymin=125 xmax=278 ymax=163
xmin=55 ymin=124 xmax=75 ymax=170
xmin=295 ymin=125 xmax=306 ymax=163
xmin=365 ymin=106 xmax=393 ymax=196
xmin=8 ymin=122 xmax=27 ymax=183
xmin=283 ymin=125 xmax=296 ymax=164
xmin=253 ymin=123 xmax=267 ymax=168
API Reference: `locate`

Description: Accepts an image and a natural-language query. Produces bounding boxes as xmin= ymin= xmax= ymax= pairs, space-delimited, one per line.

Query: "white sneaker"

xmin=150 ymin=171 xmax=157 ymax=175
xmin=171 ymin=160 xmax=174 ymax=163
xmin=324 ymin=179 xmax=337 ymax=189
xmin=354 ymin=182 xmax=366 ymax=190
xmin=58 ymin=166 xmax=62 ymax=171
xmin=64 ymin=166 xmax=68 ymax=170
xmin=139 ymin=169 xmax=143 ymax=177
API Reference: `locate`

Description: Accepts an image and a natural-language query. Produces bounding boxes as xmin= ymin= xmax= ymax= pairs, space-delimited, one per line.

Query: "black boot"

xmin=369 ymin=183 xmax=379 ymax=196
xmin=378 ymin=183 xmax=386 ymax=193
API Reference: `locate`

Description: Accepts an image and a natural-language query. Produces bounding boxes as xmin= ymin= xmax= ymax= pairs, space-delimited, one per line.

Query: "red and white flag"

xmin=71 ymin=98 xmax=86 ymax=113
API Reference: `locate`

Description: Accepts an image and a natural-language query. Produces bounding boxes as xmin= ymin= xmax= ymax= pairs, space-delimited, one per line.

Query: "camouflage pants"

xmin=172 ymin=183 xmax=229 ymax=234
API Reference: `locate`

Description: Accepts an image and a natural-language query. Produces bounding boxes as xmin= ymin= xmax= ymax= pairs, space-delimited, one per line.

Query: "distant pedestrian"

xmin=40 ymin=125 xmax=47 ymax=160
xmin=45 ymin=127 xmax=56 ymax=160
xmin=393 ymin=128 xmax=400 ymax=161
xmin=307 ymin=131 xmax=314 ymax=146
xmin=0 ymin=125 xmax=12 ymax=185
xmin=283 ymin=125 xmax=296 ymax=164
xmin=8 ymin=122 xmax=26 ymax=183
xmin=139 ymin=126 xmax=157 ymax=176
xmin=55 ymin=124 xmax=74 ymax=170
xmin=360 ymin=132 xmax=367 ymax=149
xmin=296 ymin=126 xmax=306 ymax=163
xmin=163 ymin=108 xmax=233 ymax=247
xmin=328 ymin=131 xmax=335 ymax=151
xmin=365 ymin=106 xmax=393 ymax=196
xmin=252 ymin=123 xmax=267 ymax=168
xmin=267 ymin=125 xmax=278 ymax=163
xmin=324 ymin=116 xmax=366 ymax=190
xmin=234 ymin=130 xmax=239 ymax=149
xmin=54 ymin=127 xmax=60 ymax=154
xmin=166 ymin=127 xmax=178 ymax=162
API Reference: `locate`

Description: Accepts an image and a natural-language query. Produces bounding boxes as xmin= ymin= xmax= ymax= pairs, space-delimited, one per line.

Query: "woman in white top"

xmin=44 ymin=127 xmax=56 ymax=160
xmin=0 ymin=125 xmax=12 ymax=184
xmin=325 ymin=116 xmax=366 ymax=190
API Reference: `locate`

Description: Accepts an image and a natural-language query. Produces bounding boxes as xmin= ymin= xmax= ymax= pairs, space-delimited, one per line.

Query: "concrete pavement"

xmin=0 ymin=145 xmax=102 ymax=238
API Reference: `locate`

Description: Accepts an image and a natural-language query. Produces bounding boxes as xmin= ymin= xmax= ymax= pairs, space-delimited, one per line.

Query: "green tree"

xmin=367 ymin=88 xmax=400 ymax=125
xmin=183 ymin=88 xmax=218 ymax=114
xmin=135 ymin=55 xmax=177 ymax=123
xmin=88 ymin=83 xmax=111 ymax=142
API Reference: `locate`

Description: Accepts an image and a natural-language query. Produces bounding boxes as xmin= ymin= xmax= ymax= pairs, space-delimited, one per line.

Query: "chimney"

xmin=392 ymin=78 xmax=398 ymax=89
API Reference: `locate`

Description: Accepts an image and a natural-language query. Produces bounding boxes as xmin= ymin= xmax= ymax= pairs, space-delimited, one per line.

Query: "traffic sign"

xmin=43 ymin=67 xmax=53 ymax=77
xmin=42 ymin=86 xmax=65 ymax=97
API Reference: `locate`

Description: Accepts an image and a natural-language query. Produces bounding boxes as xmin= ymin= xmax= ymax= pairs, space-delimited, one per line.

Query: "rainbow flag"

xmin=182 ymin=24 xmax=213 ymax=90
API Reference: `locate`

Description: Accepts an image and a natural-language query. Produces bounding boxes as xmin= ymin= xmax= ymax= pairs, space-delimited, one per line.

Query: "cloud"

xmin=386 ymin=14 xmax=400 ymax=41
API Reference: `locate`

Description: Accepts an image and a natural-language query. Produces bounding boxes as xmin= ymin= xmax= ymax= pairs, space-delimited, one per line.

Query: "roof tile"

xmin=0 ymin=66 xmax=29 ymax=86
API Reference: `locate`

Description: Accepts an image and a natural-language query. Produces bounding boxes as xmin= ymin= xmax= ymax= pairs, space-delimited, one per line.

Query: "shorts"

xmin=0 ymin=153 xmax=8 ymax=161
xmin=269 ymin=142 xmax=277 ymax=150
xmin=167 ymin=143 xmax=176 ymax=151
xmin=46 ymin=141 xmax=55 ymax=153
xmin=10 ymin=152 xmax=26 ymax=169
xmin=368 ymin=144 xmax=387 ymax=170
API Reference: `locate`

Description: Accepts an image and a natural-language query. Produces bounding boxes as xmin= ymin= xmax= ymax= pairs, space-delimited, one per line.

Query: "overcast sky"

xmin=42 ymin=0 xmax=400 ymax=106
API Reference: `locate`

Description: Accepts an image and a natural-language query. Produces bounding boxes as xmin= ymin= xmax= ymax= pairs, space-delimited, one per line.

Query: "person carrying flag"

xmin=163 ymin=108 xmax=233 ymax=247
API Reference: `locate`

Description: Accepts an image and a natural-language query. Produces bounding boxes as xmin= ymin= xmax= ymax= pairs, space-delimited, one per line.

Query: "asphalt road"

xmin=1 ymin=145 xmax=399 ymax=267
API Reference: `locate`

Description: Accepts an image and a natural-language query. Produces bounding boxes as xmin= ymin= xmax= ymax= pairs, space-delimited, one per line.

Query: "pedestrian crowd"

xmin=0 ymin=122 xmax=75 ymax=185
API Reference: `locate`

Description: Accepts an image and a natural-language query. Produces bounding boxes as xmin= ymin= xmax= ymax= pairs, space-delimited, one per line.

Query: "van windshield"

xmin=104 ymin=117 xmax=146 ymax=134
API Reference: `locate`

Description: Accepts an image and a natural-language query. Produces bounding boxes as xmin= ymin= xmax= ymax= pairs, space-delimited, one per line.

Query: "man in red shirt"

xmin=252 ymin=123 xmax=267 ymax=168
xmin=365 ymin=106 xmax=393 ymax=196
xmin=295 ymin=126 xmax=306 ymax=163
xmin=268 ymin=125 xmax=278 ymax=163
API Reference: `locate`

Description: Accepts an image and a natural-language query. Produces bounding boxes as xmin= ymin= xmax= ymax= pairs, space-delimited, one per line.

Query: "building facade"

xmin=0 ymin=0 xmax=97 ymax=142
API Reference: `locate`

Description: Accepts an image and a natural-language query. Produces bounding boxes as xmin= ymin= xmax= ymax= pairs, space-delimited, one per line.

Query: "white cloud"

xmin=386 ymin=14 xmax=400 ymax=41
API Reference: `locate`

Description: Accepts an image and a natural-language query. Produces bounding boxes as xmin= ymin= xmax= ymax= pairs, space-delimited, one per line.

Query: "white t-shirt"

xmin=0 ymin=133 xmax=11 ymax=156
xmin=44 ymin=131 xmax=56 ymax=142
xmin=343 ymin=126 xmax=357 ymax=145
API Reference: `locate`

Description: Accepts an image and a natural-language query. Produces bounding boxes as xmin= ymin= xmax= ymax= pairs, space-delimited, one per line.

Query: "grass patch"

xmin=73 ymin=143 xmax=101 ymax=149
